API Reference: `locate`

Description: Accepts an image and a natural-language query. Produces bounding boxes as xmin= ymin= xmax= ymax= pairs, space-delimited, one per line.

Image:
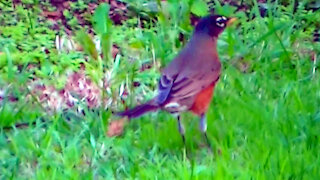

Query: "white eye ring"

xmin=216 ymin=22 xmax=225 ymax=27
xmin=216 ymin=16 xmax=227 ymax=22
xmin=216 ymin=16 xmax=227 ymax=27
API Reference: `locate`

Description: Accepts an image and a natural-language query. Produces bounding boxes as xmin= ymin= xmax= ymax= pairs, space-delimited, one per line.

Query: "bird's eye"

xmin=216 ymin=16 xmax=227 ymax=27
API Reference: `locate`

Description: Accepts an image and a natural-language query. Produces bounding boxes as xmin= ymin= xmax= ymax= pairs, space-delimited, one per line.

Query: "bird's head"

xmin=195 ymin=15 xmax=236 ymax=37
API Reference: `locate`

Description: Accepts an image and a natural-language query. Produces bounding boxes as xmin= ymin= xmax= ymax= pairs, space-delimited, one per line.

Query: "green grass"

xmin=0 ymin=0 xmax=320 ymax=179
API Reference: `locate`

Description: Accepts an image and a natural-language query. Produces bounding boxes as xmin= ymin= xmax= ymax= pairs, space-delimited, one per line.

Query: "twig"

xmin=3 ymin=121 xmax=37 ymax=130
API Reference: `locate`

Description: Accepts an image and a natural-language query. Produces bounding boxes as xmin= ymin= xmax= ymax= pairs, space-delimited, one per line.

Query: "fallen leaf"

xmin=107 ymin=117 xmax=128 ymax=137
xmin=42 ymin=10 xmax=61 ymax=20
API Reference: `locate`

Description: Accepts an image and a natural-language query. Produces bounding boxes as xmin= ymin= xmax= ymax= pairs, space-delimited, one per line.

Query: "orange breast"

xmin=189 ymin=84 xmax=215 ymax=116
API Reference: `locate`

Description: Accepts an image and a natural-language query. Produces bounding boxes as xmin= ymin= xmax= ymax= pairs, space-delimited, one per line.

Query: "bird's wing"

xmin=156 ymin=54 xmax=221 ymax=106
xmin=156 ymin=74 xmax=175 ymax=104
xmin=171 ymin=69 xmax=220 ymax=99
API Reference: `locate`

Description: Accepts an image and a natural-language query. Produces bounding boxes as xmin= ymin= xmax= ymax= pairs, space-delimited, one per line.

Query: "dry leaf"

xmin=107 ymin=117 xmax=128 ymax=137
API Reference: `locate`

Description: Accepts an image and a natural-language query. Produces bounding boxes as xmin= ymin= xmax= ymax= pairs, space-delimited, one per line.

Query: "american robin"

xmin=117 ymin=14 xmax=236 ymax=148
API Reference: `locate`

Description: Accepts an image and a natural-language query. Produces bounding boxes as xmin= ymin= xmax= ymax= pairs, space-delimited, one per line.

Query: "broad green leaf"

xmin=92 ymin=3 xmax=111 ymax=35
xmin=92 ymin=3 xmax=113 ymax=62
xmin=101 ymin=33 xmax=112 ymax=62
xmin=190 ymin=0 xmax=208 ymax=17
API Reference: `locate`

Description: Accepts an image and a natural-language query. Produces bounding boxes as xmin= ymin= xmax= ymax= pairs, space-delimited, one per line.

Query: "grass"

xmin=0 ymin=0 xmax=320 ymax=179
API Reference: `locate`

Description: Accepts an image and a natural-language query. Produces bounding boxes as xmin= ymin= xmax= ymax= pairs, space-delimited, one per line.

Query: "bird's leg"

xmin=176 ymin=115 xmax=186 ymax=148
xmin=200 ymin=114 xmax=212 ymax=150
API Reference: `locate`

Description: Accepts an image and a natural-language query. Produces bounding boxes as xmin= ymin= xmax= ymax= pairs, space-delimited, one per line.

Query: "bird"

xmin=117 ymin=14 xmax=236 ymax=148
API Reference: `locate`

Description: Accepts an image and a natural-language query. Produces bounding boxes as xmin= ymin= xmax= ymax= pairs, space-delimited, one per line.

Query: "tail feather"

xmin=116 ymin=101 xmax=159 ymax=119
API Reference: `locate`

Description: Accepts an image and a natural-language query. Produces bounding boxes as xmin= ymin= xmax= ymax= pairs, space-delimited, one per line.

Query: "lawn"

xmin=0 ymin=0 xmax=319 ymax=179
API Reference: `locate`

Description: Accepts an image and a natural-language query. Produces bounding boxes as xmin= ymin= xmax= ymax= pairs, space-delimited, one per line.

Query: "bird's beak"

xmin=226 ymin=17 xmax=237 ymax=26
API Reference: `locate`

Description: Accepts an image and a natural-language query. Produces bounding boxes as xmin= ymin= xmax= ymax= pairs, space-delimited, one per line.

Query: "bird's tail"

xmin=115 ymin=100 xmax=159 ymax=119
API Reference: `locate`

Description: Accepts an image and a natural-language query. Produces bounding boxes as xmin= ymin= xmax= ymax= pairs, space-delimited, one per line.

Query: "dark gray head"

xmin=195 ymin=15 xmax=235 ymax=37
